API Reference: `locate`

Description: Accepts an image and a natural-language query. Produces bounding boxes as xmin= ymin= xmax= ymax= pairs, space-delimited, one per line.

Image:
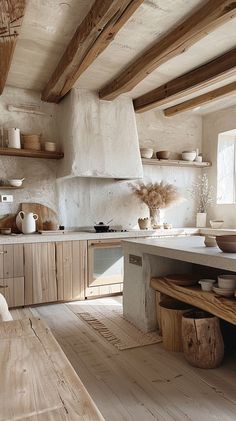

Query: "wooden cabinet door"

xmin=24 ymin=243 xmax=57 ymax=305
xmin=0 ymin=244 xmax=24 ymax=279
xmin=0 ymin=277 xmax=24 ymax=308
xmin=56 ymin=241 xmax=87 ymax=301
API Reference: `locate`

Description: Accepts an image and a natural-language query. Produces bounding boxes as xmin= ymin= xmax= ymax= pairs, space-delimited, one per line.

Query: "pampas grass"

xmin=131 ymin=181 xmax=181 ymax=209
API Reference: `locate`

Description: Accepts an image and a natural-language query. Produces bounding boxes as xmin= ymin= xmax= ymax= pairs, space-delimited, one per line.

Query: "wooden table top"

xmin=0 ymin=317 xmax=104 ymax=421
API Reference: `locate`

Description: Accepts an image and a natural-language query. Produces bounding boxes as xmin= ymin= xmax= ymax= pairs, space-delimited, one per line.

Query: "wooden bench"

xmin=0 ymin=317 xmax=104 ymax=420
xmin=151 ymin=277 xmax=236 ymax=325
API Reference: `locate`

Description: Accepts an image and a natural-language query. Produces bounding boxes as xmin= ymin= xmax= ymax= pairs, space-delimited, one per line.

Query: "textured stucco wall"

xmin=203 ymin=105 xmax=236 ymax=228
xmin=0 ymin=87 xmax=58 ymax=217
xmin=0 ymin=87 xmax=202 ymax=228
xmin=57 ymin=109 xmax=202 ymax=228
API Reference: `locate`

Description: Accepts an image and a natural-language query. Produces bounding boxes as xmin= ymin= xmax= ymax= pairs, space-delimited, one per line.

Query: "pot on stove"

xmin=94 ymin=221 xmax=110 ymax=233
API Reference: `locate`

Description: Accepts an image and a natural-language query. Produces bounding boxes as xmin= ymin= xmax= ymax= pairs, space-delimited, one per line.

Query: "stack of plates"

xmin=212 ymin=275 xmax=236 ymax=297
xmin=212 ymin=285 xmax=235 ymax=297
xmin=23 ymin=134 xmax=41 ymax=151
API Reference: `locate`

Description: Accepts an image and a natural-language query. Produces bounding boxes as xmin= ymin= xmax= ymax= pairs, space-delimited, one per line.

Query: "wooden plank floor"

xmin=11 ymin=297 xmax=236 ymax=421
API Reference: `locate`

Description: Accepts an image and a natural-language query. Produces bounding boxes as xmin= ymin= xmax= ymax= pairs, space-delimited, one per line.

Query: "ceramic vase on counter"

xmin=17 ymin=211 xmax=38 ymax=234
xmin=7 ymin=128 xmax=21 ymax=149
xmin=196 ymin=212 xmax=207 ymax=228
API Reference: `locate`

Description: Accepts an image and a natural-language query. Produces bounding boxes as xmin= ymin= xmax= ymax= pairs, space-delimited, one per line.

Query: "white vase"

xmin=149 ymin=207 xmax=161 ymax=228
xmin=196 ymin=212 xmax=207 ymax=228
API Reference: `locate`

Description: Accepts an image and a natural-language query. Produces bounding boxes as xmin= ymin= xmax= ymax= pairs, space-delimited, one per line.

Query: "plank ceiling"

xmin=5 ymin=0 xmax=236 ymax=115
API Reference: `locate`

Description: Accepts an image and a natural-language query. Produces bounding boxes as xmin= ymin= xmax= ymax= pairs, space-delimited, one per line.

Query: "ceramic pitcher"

xmin=18 ymin=211 xmax=38 ymax=234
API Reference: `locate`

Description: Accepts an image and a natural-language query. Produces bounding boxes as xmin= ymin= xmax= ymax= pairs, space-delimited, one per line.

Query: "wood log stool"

xmin=182 ymin=310 xmax=224 ymax=368
xmin=160 ymin=300 xmax=192 ymax=352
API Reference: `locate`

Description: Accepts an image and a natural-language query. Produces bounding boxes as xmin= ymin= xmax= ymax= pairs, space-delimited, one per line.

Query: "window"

xmin=217 ymin=130 xmax=236 ymax=204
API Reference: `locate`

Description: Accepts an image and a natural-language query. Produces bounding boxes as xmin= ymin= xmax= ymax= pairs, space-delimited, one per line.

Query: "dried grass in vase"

xmin=131 ymin=181 xmax=181 ymax=227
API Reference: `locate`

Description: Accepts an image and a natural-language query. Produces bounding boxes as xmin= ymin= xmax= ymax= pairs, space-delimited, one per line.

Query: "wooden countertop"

xmin=0 ymin=317 xmax=104 ymax=420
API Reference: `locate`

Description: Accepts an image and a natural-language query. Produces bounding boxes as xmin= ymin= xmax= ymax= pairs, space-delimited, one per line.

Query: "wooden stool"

xmin=160 ymin=300 xmax=192 ymax=352
xmin=182 ymin=310 xmax=224 ymax=368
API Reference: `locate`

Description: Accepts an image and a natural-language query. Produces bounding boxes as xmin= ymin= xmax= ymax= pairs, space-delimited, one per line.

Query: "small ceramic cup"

xmin=138 ymin=217 xmax=150 ymax=230
xmin=199 ymin=279 xmax=216 ymax=291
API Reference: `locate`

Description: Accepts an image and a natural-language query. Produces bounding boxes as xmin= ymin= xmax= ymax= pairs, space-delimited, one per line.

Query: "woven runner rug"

xmin=66 ymin=300 xmax=162 ymax=351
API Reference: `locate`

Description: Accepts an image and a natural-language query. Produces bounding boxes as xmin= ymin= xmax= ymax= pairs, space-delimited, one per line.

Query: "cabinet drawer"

xmin=0 ymin=277 xmax=24 ymax=308
xmin=0 ymin=245 xmax=24 ymax=279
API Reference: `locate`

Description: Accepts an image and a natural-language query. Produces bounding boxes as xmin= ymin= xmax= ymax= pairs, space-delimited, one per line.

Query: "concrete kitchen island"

xmin=122 ymin=236 xmax=236 ymax=332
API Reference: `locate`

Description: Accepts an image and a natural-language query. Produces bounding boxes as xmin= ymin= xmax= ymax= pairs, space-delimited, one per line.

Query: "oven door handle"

xmin=89 ymin=242 xmax=121 ymax=248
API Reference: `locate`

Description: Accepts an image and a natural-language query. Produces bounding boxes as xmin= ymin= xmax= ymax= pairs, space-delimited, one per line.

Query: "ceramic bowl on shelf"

xmin=210 ymin=220 xmax=224 ymax=229
xmin=44 ymin=141 xmax=56 ymax=152
xmin=156 ymin=150 xmax=170 ymax=160
xmin=140 ymin=148 xmax=153 ymax=159
xmin=216 ymin=235 xmax=236 ymax=253
xmin=0 ymin=228 xmax=11 ymax=235
xmin=198 ymin=279 xmax=215 ymax=292
xmin=181 ymin=151 xmax=197 ymax=161
xmin=8 ymin=178 xmax=25 ymax=187
xmin=218 ymin=275 xmax=236 ymax=290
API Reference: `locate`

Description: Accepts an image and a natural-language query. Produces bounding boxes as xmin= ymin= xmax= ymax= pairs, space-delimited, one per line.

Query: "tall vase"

xmin=196 ymin=212 xmax=207 ymax=228
xmin=149 ymin=207 xmax=161 ymax=228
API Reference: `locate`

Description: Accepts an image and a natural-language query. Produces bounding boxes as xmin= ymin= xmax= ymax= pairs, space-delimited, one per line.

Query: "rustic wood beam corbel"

xmin=41 ymin=0 xmax=144 ymax=103
xmin=99 ymin=0 xmax=236 ymax=101
xmin=133 ymin=47 xmax=236 ymax=113
xmin=164 ymin=82 xmax=236 ymax=116
xmin=0 ymin=0 xmax=26 ymax=94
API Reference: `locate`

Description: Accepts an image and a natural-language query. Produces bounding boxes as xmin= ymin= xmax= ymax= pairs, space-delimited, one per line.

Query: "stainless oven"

xmin=86 ymin=239 xmax=124 ymax=298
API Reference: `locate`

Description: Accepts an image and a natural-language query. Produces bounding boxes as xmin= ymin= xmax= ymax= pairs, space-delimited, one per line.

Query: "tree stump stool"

xmin=182 ymin=310 xmax=224 ymax=368
xmin=160 ymin=300 xmax=192 ymax=352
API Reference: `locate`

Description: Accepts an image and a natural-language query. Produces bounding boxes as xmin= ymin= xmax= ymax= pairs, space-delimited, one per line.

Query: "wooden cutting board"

xmin=0 ymin=213 xmax=19 ymax=233
xmin=21 ymin=203 xmax=59 ymax=231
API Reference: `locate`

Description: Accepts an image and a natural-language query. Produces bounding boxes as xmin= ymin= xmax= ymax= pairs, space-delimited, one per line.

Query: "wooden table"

xmin=0 ymin=317 xmax=104 ymax=421
xmin=151 ymin=277 xmax=236 ymax=325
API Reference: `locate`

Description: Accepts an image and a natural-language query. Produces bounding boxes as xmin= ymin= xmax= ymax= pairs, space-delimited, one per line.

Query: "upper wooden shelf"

xmin=0 ymin=185 xmax=23 ymax=190
xmin=142 ymin=158 xmax=211 ymax=168
xmin=0 ymin=147 xmax=64 ymax=160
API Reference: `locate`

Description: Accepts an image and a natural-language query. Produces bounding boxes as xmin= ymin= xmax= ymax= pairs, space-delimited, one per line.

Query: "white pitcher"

xmin=18 ymin=211 xmax=38 ymax=234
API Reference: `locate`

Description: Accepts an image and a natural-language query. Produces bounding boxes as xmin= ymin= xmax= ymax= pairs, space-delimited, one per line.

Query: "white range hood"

xmin=56 ymin=88 xmax=143 ymax=179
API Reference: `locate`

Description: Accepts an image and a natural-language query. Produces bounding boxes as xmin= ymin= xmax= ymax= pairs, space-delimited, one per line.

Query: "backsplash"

xmin=0 ymin=86 xmax=202 ymax=228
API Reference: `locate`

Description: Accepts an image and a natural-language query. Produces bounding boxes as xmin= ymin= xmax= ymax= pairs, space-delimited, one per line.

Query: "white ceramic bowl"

xmin=8 ymin=178 xmax=24 ymax=187
xmin=218 ymin=275 xmax=236 ymax=289
xmin=210 ymin=220 xmax=224 ymax=229
xmin=199 ymin=279 xmax=216 ymax=291
xmin=140 ymin=148 xmax=153 ymax=159
xmin=44 ymin=142 xmax=56 ymax=152
xmin=182 ymin=151 xmax=197 ymax=161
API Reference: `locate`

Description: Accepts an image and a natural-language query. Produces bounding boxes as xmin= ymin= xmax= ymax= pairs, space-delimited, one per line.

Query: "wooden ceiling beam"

xmin=164 ymin=82 xmax=236 ymax=116
xmin=41 ymin=0 xmax=144 ymax=103
xmin=0 ymin=0 xmax=26 ymax=94
xmin=133 ymin=47 xmax=236 ymax=113
xmin=99 ymin=0 xmax=236 ymax=101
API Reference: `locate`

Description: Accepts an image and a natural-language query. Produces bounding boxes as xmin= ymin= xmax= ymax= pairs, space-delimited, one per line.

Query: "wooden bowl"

xmin=156 ymin=150 xmax=170 ymax=160
xmin=216 ymin=235 xmax=236 ymax=253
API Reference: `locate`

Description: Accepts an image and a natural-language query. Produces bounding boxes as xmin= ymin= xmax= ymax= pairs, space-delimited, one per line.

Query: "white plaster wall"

xmin=0 ymin=87 xmax=58 ymax=216
xmin=57 ymin=110 xmax=202 ymax=228
xmin=203 ymin=105 xmax=236 ymax=228
xmin=0 ymin=87 xmax=202 ymax=228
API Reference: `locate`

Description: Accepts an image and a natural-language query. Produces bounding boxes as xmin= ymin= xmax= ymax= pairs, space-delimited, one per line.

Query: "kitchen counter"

xmin=0 ymin=227 xmax=197 ymax=244
xmin=122 ymin=235 xmax=236 ymax=332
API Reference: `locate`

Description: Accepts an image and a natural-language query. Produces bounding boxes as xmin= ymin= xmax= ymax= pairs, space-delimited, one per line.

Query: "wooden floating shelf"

xmin=0 ymin=185 xmax=23 ymax=190
xmin=142 ymin=158 xmax=211 ymax=168
xmin=0 ymin=147 xmax=64 ymax=160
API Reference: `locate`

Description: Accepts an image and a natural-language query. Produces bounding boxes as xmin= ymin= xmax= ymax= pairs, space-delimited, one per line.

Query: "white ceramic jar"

xmin=18 ymin=211 xmax=38 ymax=234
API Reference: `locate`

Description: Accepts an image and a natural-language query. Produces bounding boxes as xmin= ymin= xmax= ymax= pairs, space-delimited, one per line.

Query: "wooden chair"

xmin=0 ymin=293 xmax=13 ymax=321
